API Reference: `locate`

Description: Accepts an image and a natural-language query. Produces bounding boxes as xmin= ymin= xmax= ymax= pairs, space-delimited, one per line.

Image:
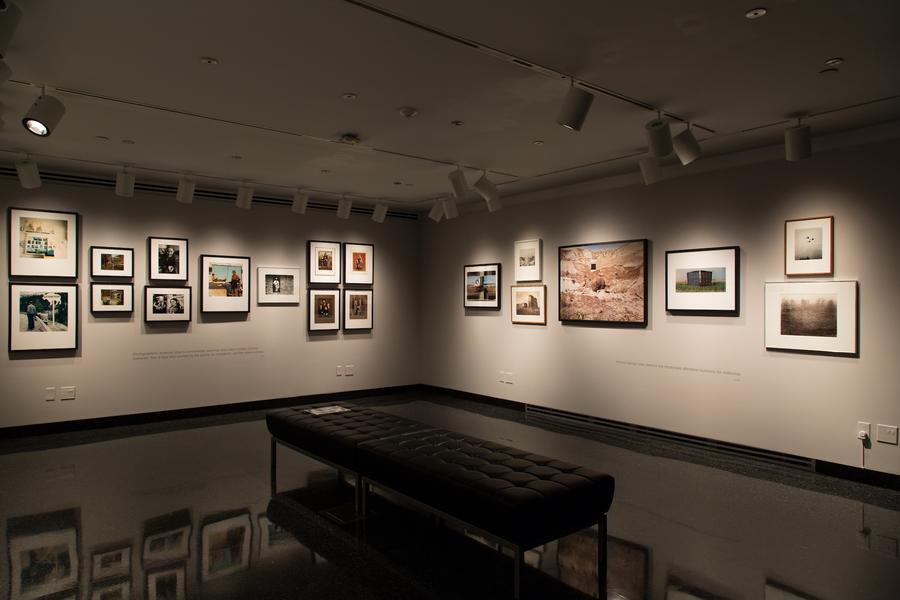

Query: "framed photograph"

xmin=308 ymin=240 xmax=341 ymax=285
xmin=257 ymin=266 xmax=301 ymax=304
xmin=142 ymin=510 xmax=191 ymax=565
xmin=200 ymin=255 xmax=250 ymax=313
xmin=514 ymin=238 xmax=542 ymax=282
xmin=7 ymin=509 xmax=80 ymax=600
xmin=344 ymin=289 xmax=373 ymax=330
xmin=9 ymin=283 xmax=78 ymax=352
xmin=91 ymin=544 xmax=131 ymax=581
xmin=665 ymin=246 xmax=739 ymax=316
xmin=344 ymin=242 xmax=374 ymax=285
xmin=785 ymin=216 xmax=833 ymax=276
xmin=146 ymin=563 xmax=185 ymax=600
xmin=765 ymin=281 xmax=858 ymax=357
xmin=200 ymin=512 xmax=252 ymax=582
xmin=91 ymin=283 xmax=133 ymax=313
xmin=559 ymin=239 xmax=648 ymax=326
xmin=558 ymin=532 xmax=648 ymax=600
xmin=90 ymin=246 xmax=134 ymax=278
xmin=91 ymin=578 xmax=131 ymax=600
xmin=148 ymin=237 xmax=188 ymax=281
xmin=308 ymin=289 xmax=340 ymax=331
xmin=511 ymin=284 xmax=546 ymax=325
xmin=464 ymin=263 xmax=501 ymax=309
xmin=144 ymin=287 xmax=191 ymax=322
xmin=8 ymin=207 xmax=78 ymax=278
xmin=765 ymin=580 xmax=818 ymax=600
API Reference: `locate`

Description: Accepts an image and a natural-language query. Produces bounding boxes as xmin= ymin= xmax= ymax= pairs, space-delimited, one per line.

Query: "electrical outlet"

xmin=44 ymin=387 xmax=56 ymax=401
xmin=335 ymin=365 xmax=344 ymax=376
xmin=345 ymin=364 xmax=355 ymax=376
xmin=873 ymin=535 xmax=899 ymax=558
xmin=506 ymin=372 xmax=514 ymax=385
xmin=58 ymin=386 xmax=76 ymax=401
xmin=857 ymin=421 xmax=871 ymax=440
xmin=876 ymin=424 xmax=898 ymax=445
xmin=498 ymin=371 xmax=506 ymax=384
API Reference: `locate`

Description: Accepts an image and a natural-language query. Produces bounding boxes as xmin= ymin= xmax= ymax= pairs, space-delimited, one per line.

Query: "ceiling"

xmin=1 ymin=0 xmax=898 ymax=209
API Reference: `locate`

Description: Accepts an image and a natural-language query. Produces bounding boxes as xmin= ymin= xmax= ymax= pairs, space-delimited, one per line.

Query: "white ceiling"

xmin=1 ymin=0 xmax=898 ymax=209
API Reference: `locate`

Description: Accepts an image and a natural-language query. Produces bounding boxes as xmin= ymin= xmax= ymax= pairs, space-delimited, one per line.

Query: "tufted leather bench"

xmin=267 ymin=403 xmax=614 ymax=599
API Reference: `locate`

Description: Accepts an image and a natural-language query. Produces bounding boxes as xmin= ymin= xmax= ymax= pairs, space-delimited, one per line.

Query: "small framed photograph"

xmin=765 ymin=281 xmax=858 ymax=357
xmin=785 ymin=216 xmax=833 ymax=276
xmin=343 ymin=242 xmax=374 ymax=285
xmin=309 ymin=289 xmax=340 ymax=331
xmin=91 ymin=578 xmax=131 ymax=600
xmin=7 ymin=509 xmax=80 ymax=600
xmin=514 ymin=238 xmax=542 ymax=282
xmin=257 ymin=266 xmax=301 ymax=304
xmin=200 ymin=255 xmax=250 ymax=313
xmin=511 ymin=285 xmax=546 ymax=325
xmin=344 ymin=289 xmax=373 ymax=330
xmin=91 ymin=544 xmax=131 ymax=581
xmin=91 ymin=246 xmax=134 ymax=278
xmin=464 ymin=263 xmax=501 ymax=309
xmin=142 ymin=510 xmax=191 ymax=565
xmin=148 ymin=237 xmax=189 ymax=281
xmin=91 ymin=283 xmax=133 ymax=313
xmin=200 ymin=512 xmax=252 ymax=582
xmin=144 ymin=287 xmax=191 ymax=322
xmin=146 ymin=563 xmax=185 ymax=600
xmin=9 ymin=283 xmax=78 ymax=352
xmin=665 ymin=246 xmax=740 ymax=316
xmin=8 ymin=207 xmax=79 ymax=278
xmin=308 ymin=240 xmax=341 ymax=285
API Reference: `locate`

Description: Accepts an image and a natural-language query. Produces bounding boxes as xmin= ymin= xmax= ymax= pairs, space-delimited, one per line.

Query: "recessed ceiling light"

xmin=532 ymin=140 xmax=544 ymax=146
xmin=320 ymin=169 xmax=331 ymax=174
xmin=393 ymin=181 xmax=402 ymax=185
xmin=95 ymin=135 xmax=109 ymax=141
xmin=200 ymin=56 xmax=219 ymax=65
xmin=745 ymin=7 xmax=767 ymax=19
xmin=230 ymin=154 xmax=243 ymax=160
xmin=399 ymin=107 xmax=418 ymax=119
xmin=824 ymin=57 xmax=844 ymax=67
xmin=405 ymin=183 xmax=413 ymax=187
xmin=818 ymin=68 xmax=839 ymax=75
xmin=121 ymin=139 xmax=135 ymax=145
xmin=451 ymin=120 xmax=464 ymax=127
xmin=342 ymin=92 xmax=358 ymax=100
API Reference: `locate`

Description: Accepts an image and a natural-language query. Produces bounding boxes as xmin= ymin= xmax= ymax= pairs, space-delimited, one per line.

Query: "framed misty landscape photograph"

xmin=765 ymin=281 xmax=858 ymax=357
xmin=666 ymin=246 xmax=739 ymax=316
xmin=464 ymin=263 xmax=501 ymax=309
xmin=558 ymin=239 xmax=648 ymax=326
xmin=785 ymin=216 xmax=833 ymax=276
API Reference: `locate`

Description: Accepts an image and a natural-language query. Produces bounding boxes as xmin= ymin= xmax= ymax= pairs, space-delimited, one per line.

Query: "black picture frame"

xmin=665 ymin=246 xmax=740 ymax=317
xmin=308 ymin=288 xmax=341 ymax=332
xmin=764 ymin=280 xmax=859 ymax=358
xmin=463 ymin=263 xmax=502 ymax=310
xmin=144 ymin=286 xmax=192 ymax=323
xmin=90 ymin=282 xmax=134 ymax=314
xmin=8 ymin=206 xmax=80 ymax=279
xmin=90 ymin=245 xmax=134 ymax=278
xmin=343 ymin=288 xmax=373 ymax=331
xmin=199 ymin=254 xmax=251 ymax=313
xmin=342 ymin=242 xmax=375 ymax=286
xmin=198 ymin=510 xmax=252 ymax=582
xmin=307 ymin=240 xmax=342 ymax=285
xmin=9 ymin=282 xmax=79 ymax=352
xmin=147 ymin=236 xmax=189 ymax=282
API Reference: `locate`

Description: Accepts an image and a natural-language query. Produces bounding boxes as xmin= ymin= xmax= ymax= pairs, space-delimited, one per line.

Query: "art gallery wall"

xmin=0 ymin=180 xmax=421 ymax=428
xmin=419 ymin=138 xmax=900 ymax=476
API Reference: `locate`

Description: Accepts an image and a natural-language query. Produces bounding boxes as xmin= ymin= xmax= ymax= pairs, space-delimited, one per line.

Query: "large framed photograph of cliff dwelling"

xmin=665 ymin=246 xmax=739 ymax=316
xmin=8 ymin=207 xmax=79 ymax=278
xmin=558 ymin=239 xmax=648 ymax=326
xmin=765 ymin=280 xmax=858 ymax=357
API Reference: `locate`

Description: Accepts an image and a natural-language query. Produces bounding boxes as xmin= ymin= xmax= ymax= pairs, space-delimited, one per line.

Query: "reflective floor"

xmin=1 ymin=392 xmax=898 ymax=600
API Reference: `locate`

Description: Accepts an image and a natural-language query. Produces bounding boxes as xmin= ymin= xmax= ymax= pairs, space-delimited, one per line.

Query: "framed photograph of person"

xmin=90 ymin=578 xmax=131 ymax=600
xmin=765 ymin=281 xmax=858 ymax=357
xmin=343 ymin=242 xmax=374 ymax=285
xmin=144 ymin=287 xmax=192 ymax=323
xmin=7 ymin=508 xmax=80 ymax=600
xmin=344 ymin=289 xmax=373 ymax=330
xmin=511 ymin=285 xmax=546 ymax=325
xmin=91 ymin=283 xmax=133 ymax=314
xmin=308 ymin=289 xmax=340 ymax=332
xmin=8 ymin=207 xmax=79 ymax=278
xmin=785 ymin=216 xmax=833 ymax=276
xmin=257 ymin=266 xmax=301 ymax=304
xmin=200 ymin=255 xmax=250 ymax=313
xmin=148 ymin=237 xmax=188 ymax=281
xmin=9 ymin=283 xmax=78 ymax=352
xmin=142 ymin=510 xmax=191 ymax=565
xmin=146 ymin=563 xmax=185 ymax=600
xmin=514 ymin=238 xmax=542 ymax=282
xmin=90 ymin=246 xmax=134 ymax=278
xmin=199 ymin=512 xmax=252 ymax=582
xmin=665 ymin=246 xmax=740 ymax=316
xmin=308 ymin=240 xmax=341 ymax=285
xmin=464 ymin=263 xmax=501 ymax=309
xmin=91 ymin=544 xmax=131 ymax=581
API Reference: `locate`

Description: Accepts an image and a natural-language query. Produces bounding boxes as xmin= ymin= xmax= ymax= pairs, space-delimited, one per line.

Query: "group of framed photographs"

xmin=465 ymin=238 xmax=549 ymax=326
xmin=307 ymin=240 xmax=374 ymax=332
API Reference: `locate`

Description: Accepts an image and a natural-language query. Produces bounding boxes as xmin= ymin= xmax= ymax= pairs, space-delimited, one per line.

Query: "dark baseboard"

xmin=814 ymin=460 xmax=900 ymax=491
xmin=418 ymin=384 xmax=525 ymax=413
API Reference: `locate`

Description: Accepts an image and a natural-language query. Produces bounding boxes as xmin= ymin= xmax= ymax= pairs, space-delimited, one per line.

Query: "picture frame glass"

xmin=145 ymin=287 xmax=191 ymax=322
xmin=511 ymin=285 xmax=546 ymax=325
xmin=201 ymin=255 xmax=250 ymax=313
xmin=514 ymin=239 xmax=541 ymax=282
xmin=344 ymin=243 xmax=374 ymax=285
xmin=257 ymin=267 xmax=301 ymax=304
xmin=464 ymin=264 xmax=500 ymax=309
xmin=309 ymin=289 xmax=340 ymax=331
xmin=10 ymin=284 xmax=78 ymax=351
xmin=148 ymin=238 xmax=188 ymax=281
xmin=344 ymin=289 xmax=373 ymax=330
xmin=201 ymin=514 xmax=251 ymax=582
xmin=91 ymin=247 xmax=134 ymax=278
xmin=765 ymin=281 xmax=857 ymax=356
xmin=666 ymin=247 xmax=739 ymax=314
xmin=92 ymin=283 xmax=134 ymax=313
xmin=9 ymin=524 xmax=79 ymax=599
xmin=9 ymin=208 xmax=78 ymax=278
xmin=308 ymin=241 xmax=341 ymax=284
xmin=785 ymin=216 xmax=833 ymax=276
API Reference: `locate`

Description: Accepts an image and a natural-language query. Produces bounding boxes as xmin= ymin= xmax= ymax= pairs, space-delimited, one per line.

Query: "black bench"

xmin=268 ymin=403 xmax=615 ymax=599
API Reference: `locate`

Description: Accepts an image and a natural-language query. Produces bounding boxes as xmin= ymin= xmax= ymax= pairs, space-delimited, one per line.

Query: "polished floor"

xmin=1 ymin=392 xmax=898 ymax=600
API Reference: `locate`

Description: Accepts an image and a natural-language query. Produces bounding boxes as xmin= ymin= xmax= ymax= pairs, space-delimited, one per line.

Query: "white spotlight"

xmin=645 ymin=116 xmax=673 ymax=157
xmin=15 ymin=157 xmax=41 ymax=189
xmin=474 ymin=172 xmax=502 ymax=212
xmin=0 ymin=3 xmax=22 ymax=59
xmin=22 ymin=93 xmax=66 ymax=137
xmin=291 ymin=189 xmax=308 ymax=214
xmin=672 ymin=125 xmax=702 ymax=166
xmin=371 ymin=203 xmax=388 ymax=223
xmin=448 ymin=167 xmax=468 ymax=198
xmin=557 ymin=81 xmax=594 ymax=131
xmin=639 ymin=157 xmax=663 ymax=186
xmin=442 ymin=196 xmax=459 ymax=220
xmin=115 ymin=167 xmax=135 ymax=197
xmin=337 ymin=195 xmax=352 ymax=219
xmin=0 ymin=60 xmax=11 ymax=85
xmin=176 ymin=175 xmax=195 ymax=204
xmin=427 ymin=199 xmax=444 ymax=222
xmin=235 ymin=183 xmax=254 ymax=209
xmin=785 ymin=122 xmax=812 ymax=162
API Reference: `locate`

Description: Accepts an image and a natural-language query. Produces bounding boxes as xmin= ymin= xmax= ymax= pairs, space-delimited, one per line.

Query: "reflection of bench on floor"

xmin=268 ymin=403 xmax=615 ymax=599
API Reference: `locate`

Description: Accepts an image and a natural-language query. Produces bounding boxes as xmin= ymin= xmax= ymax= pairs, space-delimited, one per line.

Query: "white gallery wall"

xmin=419 ymin=139 xmax=900 ymax=476
xmin=0 ymin=180 xmax=421 ymax=428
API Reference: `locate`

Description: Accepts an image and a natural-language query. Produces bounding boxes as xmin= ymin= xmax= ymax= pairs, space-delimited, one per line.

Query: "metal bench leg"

xmin=598 ymin=514 xmax=608 ymax=599
xmin=513 ymin=545 xmax=523 ymax=600
xmin=355 ymin=474 xmax=365 ymax=515
xmin=270 ymin=438 xmax=277 ymax=497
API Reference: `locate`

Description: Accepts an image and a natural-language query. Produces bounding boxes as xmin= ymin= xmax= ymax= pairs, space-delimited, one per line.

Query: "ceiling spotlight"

xmin=532 ymin=140 xmax=545 ymax=146
xmin=427 ymin=199 xmax=444 ymax=222
xmin=451 ymin=120 xmax=464 ymax=127
xmin=0 ymin=2 xmax=22 ymax=59
xmin=556 ymin=80 xmax=594 ymax=131
xmin=115 ymin=167 xmax=135 ymax=197
xmin=371 ymin=203 xmax=388 ymax=223
xmin=337 ymin=195 xmax=352 ymax=219
xmin=22 ymin=91 xmax=66 ymax=137
xmin=235 ymin=183 xmax=254 ymax=209
xmin=443 ymin=196 xmax=459 ymax=220
xmin=672 ymin=125 xmax=702 ymax=166
xmin=176 ymin=175 xmax=195 ymax=204
xmin=474 ymin=172 xmax=502 ymax=212
xmin=784 ymin=119 xmax=812 ymax=161
xmin=342 ymin=92 xmax=358 ymax=101
xmin=448 ymin=167 xmax=468 ymax=199
xmin=15 ymin=157 xmax=41 ymax=189
xmin=639 ymin=157 xmax=663 ymax=186
xmin=0 ymin=59 xmax=10 ymax=85
xmin=291 ymin=189 xmax=308 ymax=214
xmin=645 ymin=115 xmax=673 ymax=157
xmin=199 ymin=56 xmax=219 ymax=65
xmin=398 ymin=107 xmax=418 ymax=119
xmin=745 ymin=7 xmax=767 ymax=19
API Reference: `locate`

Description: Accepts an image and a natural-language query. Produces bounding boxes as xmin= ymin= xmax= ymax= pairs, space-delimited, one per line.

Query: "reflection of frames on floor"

xmin=7 ymin=508 xmax=81 ymax=600
xmin=557 ymin=531 xmax=648 ymax=599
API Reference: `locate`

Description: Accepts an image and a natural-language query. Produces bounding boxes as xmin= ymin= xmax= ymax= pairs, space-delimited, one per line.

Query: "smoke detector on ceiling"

xmin=338 ymin=133 xmax=361 ymax=145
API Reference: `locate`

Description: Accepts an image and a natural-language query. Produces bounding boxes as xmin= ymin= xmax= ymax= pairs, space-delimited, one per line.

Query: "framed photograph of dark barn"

xmin=765 ymin=281 xmax=858 ymax=357
xmin=558 ymin=239 xmax=648 ymax=326
xmin=785 ymin=216 xmax=833 ymax=276
xmin=464 ymin=263 xmax=501 ymax=309
xmin=666 ymin=246 xmax=739 ymax=316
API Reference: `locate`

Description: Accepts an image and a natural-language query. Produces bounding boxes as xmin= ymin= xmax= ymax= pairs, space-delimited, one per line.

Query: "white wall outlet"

xmin=58 ymin=386 xmax=76 ymax=401
xmin=857 ymin=421 xmax=871 ymax=440
xmin=876 ymin=424 xmax=898 ymax=445
xmin=44 ymin=387 xmax=56 ymax=401
xmin=335 ymin=365 xmax=344 ymax=376
xmin=505 ymin=372 xmax=514 ymax=385
xmin=873 ymin=534 xmax=898 ymax=558
xmin=345 ymin=364 xmax=355 ymax=376
xmin=498 ymin=371 xmax=506 ymax=384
